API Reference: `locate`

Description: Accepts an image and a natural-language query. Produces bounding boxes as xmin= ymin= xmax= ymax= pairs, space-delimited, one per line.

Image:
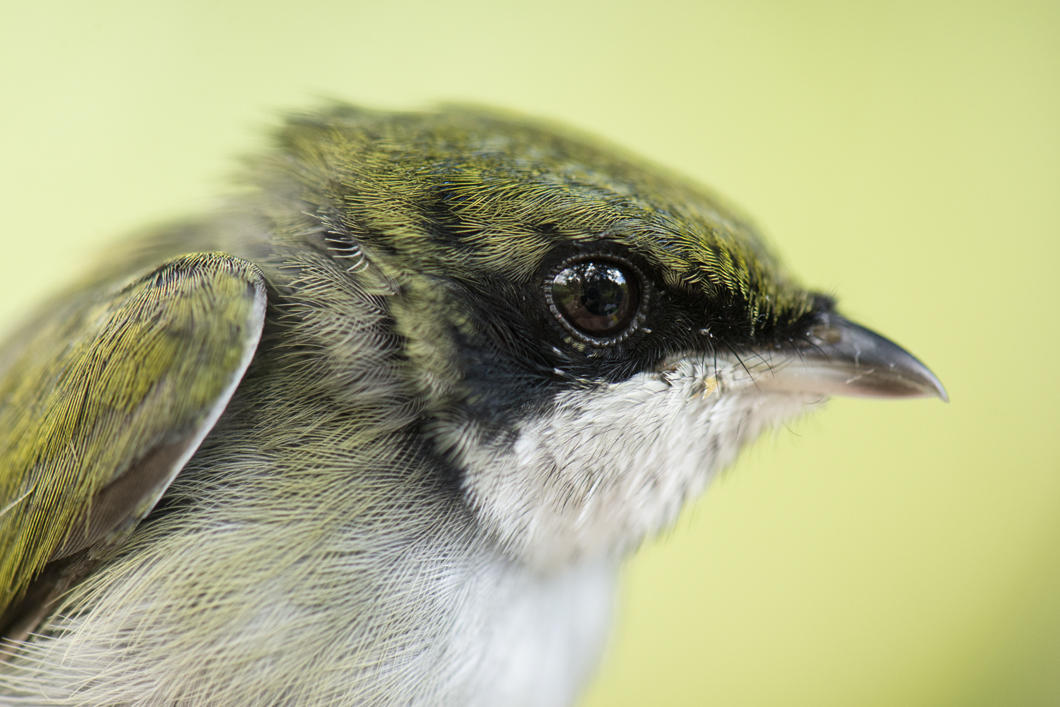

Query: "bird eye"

xmin=548 ymin=258 xmax=642 ymax=342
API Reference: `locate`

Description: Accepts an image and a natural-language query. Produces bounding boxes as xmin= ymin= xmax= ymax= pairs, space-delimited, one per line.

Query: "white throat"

xmin=451 ymin=355 xmax=823 ymax=570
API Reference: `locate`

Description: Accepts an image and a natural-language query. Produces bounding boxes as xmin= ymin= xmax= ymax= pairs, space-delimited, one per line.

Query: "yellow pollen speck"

xmin=701 ymin=375 xmax=718 ymax=398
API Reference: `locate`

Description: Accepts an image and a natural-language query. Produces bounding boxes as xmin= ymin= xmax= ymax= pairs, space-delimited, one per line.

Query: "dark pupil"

xmin=552 ymin=261 xmax=637 ymax=337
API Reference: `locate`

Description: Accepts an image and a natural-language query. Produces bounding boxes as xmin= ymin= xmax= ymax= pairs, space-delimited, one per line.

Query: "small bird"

xmin=0 ymin=105 xmax=945 ymax=705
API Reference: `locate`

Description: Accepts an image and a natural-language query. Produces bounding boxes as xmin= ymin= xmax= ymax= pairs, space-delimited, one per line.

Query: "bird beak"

xmin=754 ymin=313 xmax=948 ymax=401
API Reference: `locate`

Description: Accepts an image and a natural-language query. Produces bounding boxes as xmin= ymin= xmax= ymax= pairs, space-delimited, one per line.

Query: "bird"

xmin=0 ymin=104 xmax=946 ymax=705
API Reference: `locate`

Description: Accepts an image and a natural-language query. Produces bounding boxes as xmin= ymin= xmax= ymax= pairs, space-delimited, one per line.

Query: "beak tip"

xmin=928 ymin=376 xmax=949 ymax=404
xmin=918 ymin=374 xmax=949 ymax=403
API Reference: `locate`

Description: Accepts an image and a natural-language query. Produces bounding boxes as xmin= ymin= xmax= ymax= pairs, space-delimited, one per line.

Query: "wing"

xmin=0 ymin=252 xmax=266 ymax=636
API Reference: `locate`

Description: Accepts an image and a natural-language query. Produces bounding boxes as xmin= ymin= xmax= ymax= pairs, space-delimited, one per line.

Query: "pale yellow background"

xmin=1 ymin=1 xmax=1057 ymax=704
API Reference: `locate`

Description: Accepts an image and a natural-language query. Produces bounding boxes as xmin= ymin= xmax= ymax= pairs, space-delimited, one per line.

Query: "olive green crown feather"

xmin=256 ymin=105 xmax=814 ymax=338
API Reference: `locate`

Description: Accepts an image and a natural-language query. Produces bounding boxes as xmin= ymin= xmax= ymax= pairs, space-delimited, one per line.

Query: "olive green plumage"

xmin=0 ymin=254 xmax=264 ymax=623
xmin=267 ymin=106 xmax=813 ymax=333
xmin=0 ymin=105 xmax=941 ymax=704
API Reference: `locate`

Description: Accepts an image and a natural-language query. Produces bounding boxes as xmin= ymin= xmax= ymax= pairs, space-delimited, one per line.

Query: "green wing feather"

xmin=0 ymin=252 xmax=266 ymax=623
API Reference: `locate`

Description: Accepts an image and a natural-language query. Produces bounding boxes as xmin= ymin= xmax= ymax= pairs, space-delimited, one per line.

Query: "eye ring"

xmin=544 ymin=253 xmax=648 ymax=346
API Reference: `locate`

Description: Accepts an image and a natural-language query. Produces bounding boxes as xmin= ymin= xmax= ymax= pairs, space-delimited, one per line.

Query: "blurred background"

xmin=1 ymin=1 xmax=1056 ymax=704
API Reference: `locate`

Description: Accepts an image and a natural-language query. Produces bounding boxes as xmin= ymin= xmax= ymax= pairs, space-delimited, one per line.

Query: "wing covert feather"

xmin=0 ymin=252 xmax=266 ymax=615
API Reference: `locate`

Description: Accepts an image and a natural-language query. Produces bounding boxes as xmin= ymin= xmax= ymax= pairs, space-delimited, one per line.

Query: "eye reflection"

xmin=551 ymin=260 xmax=640 ymax=339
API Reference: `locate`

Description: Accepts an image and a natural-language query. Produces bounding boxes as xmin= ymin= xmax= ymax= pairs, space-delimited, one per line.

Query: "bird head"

xmin=264 ymin=106 xmax=945 ymax=571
